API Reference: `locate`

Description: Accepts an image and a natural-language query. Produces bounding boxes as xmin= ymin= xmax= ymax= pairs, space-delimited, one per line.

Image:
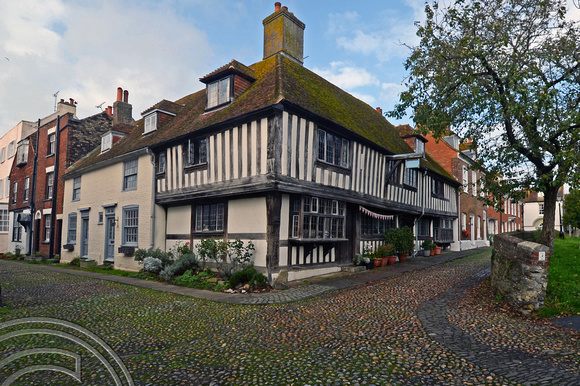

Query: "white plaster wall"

xmin=166 ymin=205 xmax=191 ymax=235
xmin=61 ymin=153 xmax=153 ymax=271
xmin=227 ymin=197 xmax=267 ymax=233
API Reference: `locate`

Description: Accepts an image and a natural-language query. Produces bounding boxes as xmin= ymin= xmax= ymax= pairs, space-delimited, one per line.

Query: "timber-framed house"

xmin=61 ymin=3 xmax=460 ymax=279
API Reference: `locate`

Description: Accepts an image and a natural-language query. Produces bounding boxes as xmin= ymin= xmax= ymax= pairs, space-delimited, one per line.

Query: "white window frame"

xmin=46 ymin=172 xmax=54 ymax=199
xmin=23 ymin=177 xmax=29 ymax=202
xmin=0 ymin=147 xmax=5 ymax=163
xmin=144 ymin=113 xmax=158 ymax=134
xmin=472 ymin=171 xmax=477 ymax=196
xmin=462 ymin=166 xmax=469 ymax=193
xmin=72 ymin=177 xmax=81 ymax=201
xmin=207 ymin=77 xmax=231 ymax=109
xmin=48 ymin=134 xmax=56 ymax=156
xmin=12 ymin=181 xmax=17 ymax=204
xmin=123 ymin=159 xmax=138 ymax=191
xmin=68 ymin=212 xmax=77 ymax=244
xmin=44 ymin=214 xmax=52 ymax=242
xmin=101 ymin=132 xmax=112 ymax=153
xmin=0 ymin=209 xmax=8 ymax=233
xmin=122 ymin=206 xmax=139 ymax=246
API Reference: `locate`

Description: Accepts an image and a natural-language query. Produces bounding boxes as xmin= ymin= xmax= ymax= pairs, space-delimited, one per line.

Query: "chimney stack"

xmin=376 ymin=107 xmax=383 ymax=115
xmin=113 ymin=86 xmax=133 ymax=125
xmin=263 ymin=3 xmax=306 ymax=65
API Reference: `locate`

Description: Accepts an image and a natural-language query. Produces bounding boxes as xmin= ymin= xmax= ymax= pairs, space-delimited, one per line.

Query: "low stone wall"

xmin=491 ymin=232 xmax=550 ymax=315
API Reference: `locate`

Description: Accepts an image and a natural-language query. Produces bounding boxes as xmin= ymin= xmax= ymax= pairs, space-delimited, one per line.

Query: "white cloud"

xmin=0 ymin=0 xmax=213 ymax=135
xmin=312 ymin=62 xmax=379 ymax=90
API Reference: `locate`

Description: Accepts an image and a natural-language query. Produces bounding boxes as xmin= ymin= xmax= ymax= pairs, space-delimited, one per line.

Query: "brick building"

xmin=398 ymin=125 xmax=523 ymax=250
xmin=8 ymin=90 xmax=132 ymax=256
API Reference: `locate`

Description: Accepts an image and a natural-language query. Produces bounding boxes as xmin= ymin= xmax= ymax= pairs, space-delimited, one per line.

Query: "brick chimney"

xmin=113 ymin=87 xmax=133 ymax=124
xmin=263 ymin=2 xmax=305 ymax=65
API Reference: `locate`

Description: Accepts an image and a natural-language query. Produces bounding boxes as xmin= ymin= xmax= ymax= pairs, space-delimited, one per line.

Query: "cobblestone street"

xmin=0 ymin=252 xmax=578 ymax=385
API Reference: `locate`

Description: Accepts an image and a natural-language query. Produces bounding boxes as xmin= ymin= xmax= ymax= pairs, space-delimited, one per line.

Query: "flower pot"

xmin=398 ymin=253 xmax=408 ymax=263
xmin=430 ymin=249 xmax=435 ymax=256
xmin=365 ymin=260 xmax=374 ymax=270
xmin=422 ymin=250 xmax=431 ymax=257
xmin=373 ymin=258 xmax=382 ymax=268
xmin=381 ymin=257 xmax=388 ymax=267
xmin=387 ymin=255 xmax=397 ymax=265
xmin=434 ymin=247 xmax=441 ymax=255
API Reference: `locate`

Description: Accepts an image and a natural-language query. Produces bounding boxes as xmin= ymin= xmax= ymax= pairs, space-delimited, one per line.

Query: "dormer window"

xmin=415 ymin=138 xmax=425 ymax=155
xmin=101 ymin=132 xmax=112 ymax=153
xmin=144 ymin=113 xmax=158 ymax=134
xmin=207 ymin=77 xmax=231 ymax=109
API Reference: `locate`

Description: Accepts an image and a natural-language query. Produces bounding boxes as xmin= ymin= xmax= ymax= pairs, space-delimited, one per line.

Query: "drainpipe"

xmin=48 ymin=115 xmax=61 ymax=258
xmin=148 ymin=148 xmax=156 ymax=248
xmin=413 ymin=169 xmax=427 ymax=256
xmin=28 ymin=119 xmax=41 ymax=255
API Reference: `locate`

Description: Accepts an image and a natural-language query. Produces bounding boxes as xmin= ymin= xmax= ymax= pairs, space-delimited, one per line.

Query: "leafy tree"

xmin=390 ymin=0 xmax=580 ymax=250
xmin=563 ymin=189 xmax=580 ymax=229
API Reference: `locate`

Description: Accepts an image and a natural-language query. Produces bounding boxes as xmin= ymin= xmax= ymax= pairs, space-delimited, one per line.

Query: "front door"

xmin=80 ymin=217 xmax=89 ymax=257
xmin=105 ymin=216 xmax=115 ymax=262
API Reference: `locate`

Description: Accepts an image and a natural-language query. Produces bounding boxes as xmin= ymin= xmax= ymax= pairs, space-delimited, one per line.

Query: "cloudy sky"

xmin=1 ymin=1 xmax=579 ymax=138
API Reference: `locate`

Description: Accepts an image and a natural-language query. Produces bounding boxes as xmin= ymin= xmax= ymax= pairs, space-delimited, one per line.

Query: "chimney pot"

xmin=123 ymin=90 xmax=129 ymax=103
xmin=106 ymin=106 xmax=113 ymax=116
xmin=116 ymin=87 xmax=123 ymax=102
xmin=69 ymin=98 xmax=74 ymax=105
xmin=282 ymin=5 xmax=288 ymax=11
xmin=376 ymin=107 xmax=383 ymax=114
xmin=60 ymin=99 xmax=64 ymax=102
xmin=275 ymin=2 xmax=281 ymax=11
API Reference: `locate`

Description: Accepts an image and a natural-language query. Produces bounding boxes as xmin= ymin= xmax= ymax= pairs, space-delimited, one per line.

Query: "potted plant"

xmin=353 ymin=253 xmax=371 ymax=269
xmin=376 ymin=243 xmax=396 ymax=266
xmin=434 ymin=244 xmax=442 ymax=255
xmin=421 ymin=239 xmax=434 ymax=256
xmin=385 ymin=226 xmax=415 ymax=263
xmin=461 ymin=229 xmax=470 ymax=240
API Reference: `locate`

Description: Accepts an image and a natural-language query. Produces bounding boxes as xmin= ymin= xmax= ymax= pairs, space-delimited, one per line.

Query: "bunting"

xmin=359 ymin=206 xmax=394 ymax=221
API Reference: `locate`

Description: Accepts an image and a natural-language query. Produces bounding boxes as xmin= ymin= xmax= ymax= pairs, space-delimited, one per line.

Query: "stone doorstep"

xmin=341 ymin=265 xmax=366 ymax=273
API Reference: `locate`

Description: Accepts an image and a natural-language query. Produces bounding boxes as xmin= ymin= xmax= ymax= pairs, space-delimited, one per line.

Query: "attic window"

xmin=415 ymin=138 xmax=425 ymax=155
xmin=101 ymin=132 xmax=113 ymax=153
xmin=144 ymin=113 xmax=157 ymax=134
xmin=207 ymin=77 xmax=231 ymax=109
xmin=16 ymin=139 xmax=29 ymax=166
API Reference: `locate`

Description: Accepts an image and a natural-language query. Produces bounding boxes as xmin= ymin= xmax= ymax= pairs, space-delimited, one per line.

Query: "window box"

xmin=118 ymin=246 xmax=135 ymax=255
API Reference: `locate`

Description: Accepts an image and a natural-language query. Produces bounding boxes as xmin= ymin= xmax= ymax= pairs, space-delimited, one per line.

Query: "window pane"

xmin=218 ymin=78 xmax=230 ymax=105
xmin=334 ymin=136 xmax=341 ymax=165
xmin=341 ymin=139 xmax=349 ymax=167
xmin=198 ymin=139 xmax=207 ymax=164
xmin=208 ymin=82 xmax=218 ymax=108
xmin=318 ymin=130 xmax=326 ymax=160
xmin=326 ymin=133 xmax=334 ymax=163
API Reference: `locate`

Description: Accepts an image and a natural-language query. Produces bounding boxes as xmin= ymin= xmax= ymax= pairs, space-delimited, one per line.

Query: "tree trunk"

xmin=541 ymin=185 xmax=560 ymax=253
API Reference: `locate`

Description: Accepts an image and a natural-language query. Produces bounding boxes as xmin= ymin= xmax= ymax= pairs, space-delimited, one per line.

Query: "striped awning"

xmin=359 ymin=206 xmax=394 ymax=221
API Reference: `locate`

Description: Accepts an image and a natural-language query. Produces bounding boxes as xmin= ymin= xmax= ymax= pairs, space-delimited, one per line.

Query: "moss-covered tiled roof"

xmin=200 ymin=59 xmax=256 ymax=83
xmin=65 ymin=54 xmax=455 ymax=183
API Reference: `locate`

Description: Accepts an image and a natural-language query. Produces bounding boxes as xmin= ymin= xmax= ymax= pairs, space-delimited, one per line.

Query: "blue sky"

xmin=1 ymin=1 xmax=579 ymax=137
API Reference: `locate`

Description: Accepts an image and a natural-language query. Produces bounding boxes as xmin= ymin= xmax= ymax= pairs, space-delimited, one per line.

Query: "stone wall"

xmin=491 ymin=232 xmax=550 ymax=315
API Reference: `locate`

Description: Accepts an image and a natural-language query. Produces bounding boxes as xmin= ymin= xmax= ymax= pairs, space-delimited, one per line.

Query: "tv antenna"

xmin=53 ymin=91 xmax=59 ymax=111
xmin=96 ymin=101 xmax=106 ymax=111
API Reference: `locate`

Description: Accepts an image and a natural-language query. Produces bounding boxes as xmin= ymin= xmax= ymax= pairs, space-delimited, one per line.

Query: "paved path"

xmin=1 ymin=249 xmax=579 ymax=385
xmin=0 ymin=248 xmax=485 ymax=305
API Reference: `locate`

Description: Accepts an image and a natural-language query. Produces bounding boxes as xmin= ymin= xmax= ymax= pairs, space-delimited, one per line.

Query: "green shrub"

xmin=250 ymin=272 xmax=269 ymax=289
xmin=134 ymin=247 xmax=173 ymax=268
xmin=69 ymin=258 xmax=80 ymax=267
xmin=229 ymin=266 xmax=255 ymax=288
xmin=159 ymin=253 xmax=199 ymax=282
